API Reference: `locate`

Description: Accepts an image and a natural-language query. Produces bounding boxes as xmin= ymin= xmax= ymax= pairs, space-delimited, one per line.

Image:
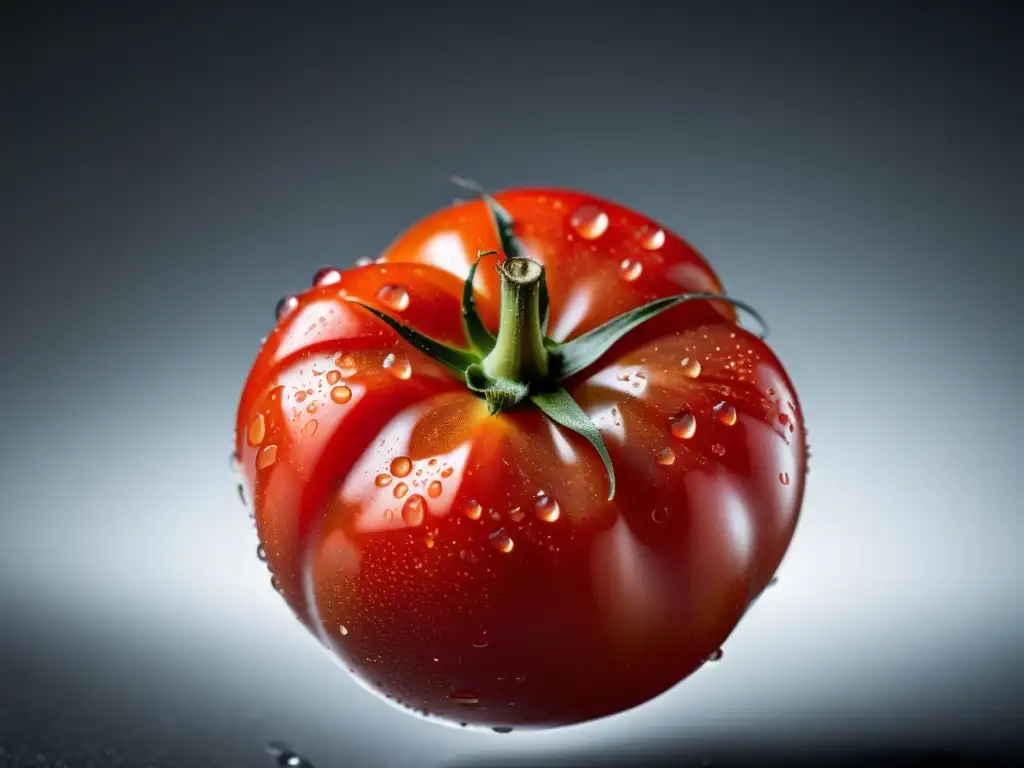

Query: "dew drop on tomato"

xmin=355 ymin=256 xmax=373 ymax=267
xmin=339 ymin=624 xmax=349 ymax=635
xmin=330 ymin=385 xmax=351 ymax=404
xmin=569 ymin=204 xmax=609 ymax=240
xmin=778 ymin=471 xmax=791 ymax=486
xmin=448 ymin=689 xmax=480 ymax=706
xmin=493 ymin=727 xmax=514 ymax=734
xmin=312 ymin=266 xmax=342 ymax=287
xmin=376 ymin=284 xmax=410 ymax=312
xmin=275 ymin=295 xmax=299 ymax=321
xmin=257 ymin=444 xmax=278 ymax=469
xmin=679 ymin=357 xmax=702 ymax=378
xmin=657 ymin=446 xmax=676 ymax=466
xmin=325 ymin=370 xmax=341 ymax=385
xmin=302 ymin=419 xmax=318 ymax=437
xmin=619 ymin=258 xmax=643 ymax=282
xmin=463 ymin=499 xmax=483 ymax=520
xmin=670 ymin=411 xmax=697 ymax=439
xmin=247 ymin=413 xmax=266 ymax=446
xmin=393 ymin=482 xmax=409 ymax=499
xmin=295 ymin=390 xmax=307 ymax=403
xmin=534 ymin=493 xmax=560 ymax=522
xmin=638 ymin=225 xmax=666 ymax=250
xmin=711 ymin=443 xmax=726 ymax=457
xmin=713 ymin=401 xmax=738 ymax=426
xmin=460 ymin=546 xmax=482 ymax=564
xmin=441 ymin=467 xmax=454 ymax=479
xmin=427 ymin=480 xmax=443 ymax=498
xmin=257 ymin=544 xmax=267 ymax=561
xmin=383 ymin=352 xmax=412 ymax=380
xmin=651 ymin=507 xmax=670 ymax=524
xmin=335 ymin=354 xmax=358 ymax=377
xmin=390 ymin=456 xmax=412 ymax=477
xmin=489 ymin=529 xmax=514 ymax=553
xmin=472 ymin=628 xmax=490 ymax=647
xmin=402 ymin=494 xmax=426 ymax=527
xmin=706 ymin=648 xmax=724 ymax=662
xmin=375 ymin=474 xmax=393 ymax=487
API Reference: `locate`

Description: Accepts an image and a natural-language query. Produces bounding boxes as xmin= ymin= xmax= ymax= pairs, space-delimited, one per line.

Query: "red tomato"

xmin=234 ymin=188 xmax=806 ymax=730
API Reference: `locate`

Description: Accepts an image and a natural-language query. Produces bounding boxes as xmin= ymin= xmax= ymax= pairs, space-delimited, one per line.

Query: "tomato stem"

xmin=481 ymin=256 xmax=550 ymax=385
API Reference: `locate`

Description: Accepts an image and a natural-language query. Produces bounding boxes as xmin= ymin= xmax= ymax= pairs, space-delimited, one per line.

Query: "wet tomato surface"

xmin=234 ymin=188 xmax=806 ymax=729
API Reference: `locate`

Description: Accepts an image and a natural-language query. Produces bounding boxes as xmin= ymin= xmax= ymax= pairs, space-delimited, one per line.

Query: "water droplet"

xmin=312 ymin=266 xmax=342 ymax=287
xmin=355 ymin=256 xmax=374 ymax=267
xmin=393 ymin=482 xmax=409 ymax=499
xmin=706 ymin=648 xmax=723 ymax=662
xmin=515 ymin=675 xmax=526 ymax=683
xmin=492 ymin=726 xmax=514 ymax=734
xmin=463 ymin=499 xmax=483 ymax=520
xmin=248 ymin=413 xmax=267 ymax=446
xmin=657 ymin=446 xmax=676 ymax=466
xmin=266 ymin=742 xmax=316 ymax=768
xmin=237 ymin=483 xmax=246 ymax=506
xmin=768 ymin=576 xmax=779 ymax=588
xmin=428 ymin=458 xmax=438 ymax=466
xmin=713 ymin=401 xmax=738 ymax=426
xmin=460 ymin=546 xmax=482 ymax=564
xmin=390 ymin=456 xmax=412 ymax=477
xmin=441 ymin=467 xmax=454 ymax=478
xmin=326 ymin=370 xmax=342 ymax=385
xmin=336 ymin=355 xmax=358 ymax=377
xmin=302 ymin=419 xmax=318 ymax=437
xmin=711 ymin=443 xmax=726 ymax=457
xmin=448 ymin=689 xmax=480 ymax=706
xmin=425 ymin=533 xmax=435 ymax=548
xmin=375 ymin=474 xmax=393 ymax=487
xmin=427 ymin=480 xmax=443 ymax=498
xmin=778 ymin=472 xmax=791 ymax=486
xmin=383 ymin=508 xmax=394 ymax=522
xmin=377 ymin=284 xmax=410 ymax=312
xmin=339 ymin=624 xmax=349 ymax=635
xmin=534 ymin=494 xmax=560 ymax=522
xmin=778 ymin=412 xmax=791 ymax=426
xmin=670 ymin=411 xmax=697 ymax=439
xmin=508 ymin=506 xmax=524 ymax=523
xmin=569 ymin=204 xmax=609 ymax=239
xmin=383 ymin=352 xmax=412 ymax=380
xmin=619 ymin=258 xmax=643 ymax=282
xmin=679 ymin=357 xmax=702 ymax=378
xmin=472 ymin=629 xmax=490 ymax=648
xmin=402 ymin=495 xmax=426 ymax=527
xmin=294 ymin=390 xmax=307 ymax=403
xmin=489 ymin=529 xmax=514 ymax=553
xmin=306 ymin=403 xmax=317 ymax=413
xmin=330 ymin=385 xmax=352 ymax=404
xmin=275 ymin=295 xmax=299 ymax=321
xmin=651 ymin=507 xmax=670 ymax=524
xmin=257 ymin=444 xmax=278 ymax=469
xmin=257 ymin=544 xmax=267 ymax=561
xmin=638 ymin=225 xmax=666 ymax=250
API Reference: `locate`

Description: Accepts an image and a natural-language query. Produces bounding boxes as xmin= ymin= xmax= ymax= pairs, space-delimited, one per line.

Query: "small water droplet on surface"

xmin=508 ymin=506 xmax=525 ymax=523
xmin=492 ymin=726 xmax=514 ymax=734
xmin=657 ymin=446 xmax=676 ymax=466
xmin=257 ymin=444 xmax=278 ymax=469
xmin=393 ymin=482 xmax=409 ymax=499
xmin=619 ymin=258 xmax=643 ymax=282
xmin=383 ymin=352 xmax=412 ymax=380
xmin=312 ymin=266 xmax=342 ymax=287
xmin=463 ymin=499 xmax=483 ymax=520
xmin=326 ymin=370 xmax=341 ymax=385
xmin=460 ymin=546 xmax=482 ymax=563
xmin=778 ymin=412 xmax=791 ymax=425
xmin=713 ymin=401 xmax=738 ymax=426
xmin=638 ymin=225 xmax=666 ymax=250
xmin=707 ymin=648 xmax=724 ymax=662
xmin=355 ymin=256 xmax=373 ymax=267
xmin=275 ymin=295 xmax=299 ymax=321
xmin=330 ymin=385 xmax=351 ymax=404
xmin=534 ymin=494 xmax=560 ymax=522
xmin=651 ymin=507 xmax=670 ymax=524
xmin=237 ymin=483 xmax=246 ymax=506
xmin=472 ymin=629 xmax=490 ymax=648
xmin=778 ymin=472 xmax=791 ymax=486
xmin=427 ymin=480 xmax=443 ymax=498
xmin=390 ymin=456 xmax=412 ymax=477
xmin=302 ymin=419 xmax=318 ymax=437
xmin=336 ymin=355 xmax=358 ymax=377
xmin=248 ymin=413 xmax=267 ymax=446
xmin=339 ymin=624 xmax=349 ymax=635
xmin=489 ymin=529 xmax=514 ymax=553
xmin=441 ymin=467 xmax=454 ymax=478
xmin=569 ymin=204 xmax=610 ymax=239
xmin=257 ymin=544 xmax=267 ymax=561
xmin=711 ymin=443 xmax=726 ymax=457
xmin=402 ymin=494 xmax=426 ymax=526
xmin=768 ymin=576 xmax=779 ymax=587
xmin=266 ymin=742 xmax=315 ymax=768
xmin=376 ymin=474 xmax=393 ymax=487
xmin=679 ymin=357 xmax=702 ymax=378
xmin=294 ymin=390 xmax=307 ymax=403
xmin=448 ymin=689 xmax=480 ymax=706
xmin=670 ymin=411 xmax=697 ymax=439
xmin=377 ymin=284 xmax=410 ymax=312
xmin=229 ymin=450 xmax=240 ymax=470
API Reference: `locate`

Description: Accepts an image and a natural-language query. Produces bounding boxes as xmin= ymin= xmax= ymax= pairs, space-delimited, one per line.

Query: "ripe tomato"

xmin=234 ymin=188 xmax=806 ymax=730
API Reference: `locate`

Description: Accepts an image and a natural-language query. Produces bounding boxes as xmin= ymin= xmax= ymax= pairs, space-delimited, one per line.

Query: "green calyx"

xmin=352 ymin=185 xmax=768 ymax=501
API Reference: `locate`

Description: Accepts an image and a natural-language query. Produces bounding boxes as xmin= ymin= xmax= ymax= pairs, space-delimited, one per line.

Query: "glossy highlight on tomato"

xmin=233 ymin=187 xmax=807 ymax=730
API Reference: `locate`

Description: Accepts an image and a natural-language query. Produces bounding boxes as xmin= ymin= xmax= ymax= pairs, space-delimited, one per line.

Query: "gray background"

xmin=2 ymin=1 xmax=1022 ymax=766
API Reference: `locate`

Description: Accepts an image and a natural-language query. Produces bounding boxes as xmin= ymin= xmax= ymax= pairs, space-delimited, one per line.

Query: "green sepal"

xmin=530 ymin=387 xmax=617 ymax=501
xmin=462 ymin=250 xmax=497 ymax=355
xmin=350 ymin=301 xmax=480 ymax=375
xmin=466 ymin=363 xmax=530 ymax=415
xmin=549 ymin=292 xmax=768 ymax=380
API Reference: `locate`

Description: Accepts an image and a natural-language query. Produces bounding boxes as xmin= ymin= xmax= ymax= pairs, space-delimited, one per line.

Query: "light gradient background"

xmin=2 ymin=2 xmax=1022 ymax=766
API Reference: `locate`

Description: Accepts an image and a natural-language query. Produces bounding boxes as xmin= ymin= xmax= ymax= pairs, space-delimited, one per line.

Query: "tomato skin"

xmin=235 ymin=190 xmax=806 ymax=728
